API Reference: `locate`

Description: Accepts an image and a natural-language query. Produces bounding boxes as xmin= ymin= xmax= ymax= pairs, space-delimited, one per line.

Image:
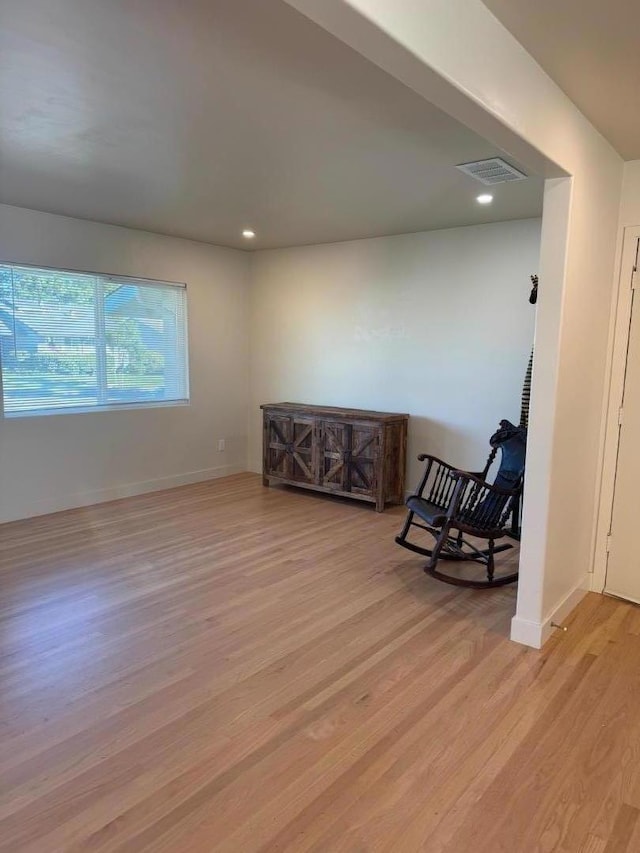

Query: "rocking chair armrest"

xmin=416 ymin=454 xmax=458 ymax=471
xmin=450 ymin=470 xmax=522 ymax=498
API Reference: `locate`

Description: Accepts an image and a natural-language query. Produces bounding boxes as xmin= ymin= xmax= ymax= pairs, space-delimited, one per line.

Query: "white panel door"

xmin=606 ymin=237 xmax=640 ymax=602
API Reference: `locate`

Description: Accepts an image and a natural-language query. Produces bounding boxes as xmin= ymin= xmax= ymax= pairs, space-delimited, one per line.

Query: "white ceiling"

xmin=483 ymin=0 xmax=640 ymax=161
xmin=0 ymin=0 xmax=543 ymax=250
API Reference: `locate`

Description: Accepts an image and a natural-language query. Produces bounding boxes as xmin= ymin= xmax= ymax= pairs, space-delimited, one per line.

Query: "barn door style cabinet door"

xmin=263 ymin=413 xmax=315 ymax=485
xmin=261 ymin=403 xmax=408 ymax=511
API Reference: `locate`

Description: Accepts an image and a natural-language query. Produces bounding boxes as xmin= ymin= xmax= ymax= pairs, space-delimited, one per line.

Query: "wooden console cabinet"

xmin=261 ymin=402 xmax=408 ymax=512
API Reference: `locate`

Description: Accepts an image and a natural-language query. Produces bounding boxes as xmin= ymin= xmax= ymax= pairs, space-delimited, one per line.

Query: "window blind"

xmin=0 ymin=264 xmax=189 ymax=416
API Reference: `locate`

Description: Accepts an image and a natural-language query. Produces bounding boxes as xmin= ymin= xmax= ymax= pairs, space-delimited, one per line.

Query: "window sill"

xmin=3 ymin=399 xmax=191 ymax=419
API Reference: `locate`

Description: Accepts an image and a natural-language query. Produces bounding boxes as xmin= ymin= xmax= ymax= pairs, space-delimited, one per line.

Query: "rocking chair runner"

xmin=395 ymin=420 xmax=526 ymax=588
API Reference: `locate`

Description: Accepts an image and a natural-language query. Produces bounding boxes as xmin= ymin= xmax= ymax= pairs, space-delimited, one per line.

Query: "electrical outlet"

xmin=217 ymin=439 xmax=225 ymax=452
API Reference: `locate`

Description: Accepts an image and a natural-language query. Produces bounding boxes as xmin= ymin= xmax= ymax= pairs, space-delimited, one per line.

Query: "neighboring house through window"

xmin=0 ymin=264 xmax=189 ymax=416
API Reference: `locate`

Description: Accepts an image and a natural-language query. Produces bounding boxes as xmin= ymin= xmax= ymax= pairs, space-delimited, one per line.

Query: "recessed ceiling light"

xmin=476 ymin=194 xmax=493 ymax=205
xmin=242 ymin=229 xmax=256 ymax=239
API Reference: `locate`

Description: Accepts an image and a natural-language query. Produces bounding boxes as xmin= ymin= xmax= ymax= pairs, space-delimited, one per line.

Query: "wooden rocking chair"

xmin=395 ymin=420 xmax=526 ymax=588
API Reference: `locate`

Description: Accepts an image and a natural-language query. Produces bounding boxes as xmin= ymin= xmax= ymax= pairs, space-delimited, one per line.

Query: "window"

xmin=0 ymin=264 xmax=189 ymax=416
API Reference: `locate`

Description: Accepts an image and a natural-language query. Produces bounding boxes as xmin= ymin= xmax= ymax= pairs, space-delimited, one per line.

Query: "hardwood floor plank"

xmin=0 ymin=473 xmax=637 ymax=851
xmin=579 ymin=834 xmax=607 ymax=853
xmin=602 ymin=804 xmax=640 ymax=852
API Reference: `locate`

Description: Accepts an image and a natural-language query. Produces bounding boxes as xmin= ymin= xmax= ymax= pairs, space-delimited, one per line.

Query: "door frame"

xmin=592 ymin=226 xmax=640 ymax=593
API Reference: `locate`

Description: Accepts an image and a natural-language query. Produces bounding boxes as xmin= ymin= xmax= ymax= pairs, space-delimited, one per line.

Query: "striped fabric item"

xmin=520 ymin=275 xmax=537 ymax=429
xmin=520 ymin=348 xmax=533 ymax=429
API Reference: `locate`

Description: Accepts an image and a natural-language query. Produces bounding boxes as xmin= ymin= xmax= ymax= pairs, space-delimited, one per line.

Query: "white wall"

xmin=249 ymin=219 xmax=540 ymax=487
xmin=0 ymin=204 xmax=250 ymax=523
xmin=284 ymin=0 xmax=625 ymax=647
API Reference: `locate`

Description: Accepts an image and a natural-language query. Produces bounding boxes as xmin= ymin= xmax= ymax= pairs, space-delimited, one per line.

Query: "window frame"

xmin=0 ymin=260 xmax=190 ymax=419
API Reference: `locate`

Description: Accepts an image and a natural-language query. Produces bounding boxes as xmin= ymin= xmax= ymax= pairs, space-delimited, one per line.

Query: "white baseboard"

xmin=509 ymin=615 xmax=545 ymax=649
xmin=510 ymin=572 xmax=590 ymax=649
xmin=0 ymin=464 xmax=245 ymax=524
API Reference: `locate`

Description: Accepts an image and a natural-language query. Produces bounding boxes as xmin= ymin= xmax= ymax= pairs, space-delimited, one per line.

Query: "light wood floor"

xmin=1 ymin=474 xmax=639 ymax=852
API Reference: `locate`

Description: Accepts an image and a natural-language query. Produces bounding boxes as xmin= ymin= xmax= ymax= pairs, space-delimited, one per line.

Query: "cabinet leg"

xmin=375 ymin=497 xmax=385 ymax=512
xmin=262 ymin=476 xmax=270 ymax=487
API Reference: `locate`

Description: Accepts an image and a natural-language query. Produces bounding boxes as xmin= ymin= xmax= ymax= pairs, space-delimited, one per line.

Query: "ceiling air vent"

xmin=456 ymin=158 xmax=527 ymax=185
